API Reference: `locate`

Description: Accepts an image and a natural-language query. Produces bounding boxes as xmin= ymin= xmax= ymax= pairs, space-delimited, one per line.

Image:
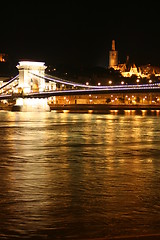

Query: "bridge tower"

xmin=15 ymin=61 xmax=50 ymax=111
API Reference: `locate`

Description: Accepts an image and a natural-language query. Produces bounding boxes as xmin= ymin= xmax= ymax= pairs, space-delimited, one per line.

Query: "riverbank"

xmin=49 ymin=104 xmax=160 ymax=113
xmin=94 ymin=233 xmax=160 ymax=239
xmin=1 ymin=103 xmax=160 ymax=112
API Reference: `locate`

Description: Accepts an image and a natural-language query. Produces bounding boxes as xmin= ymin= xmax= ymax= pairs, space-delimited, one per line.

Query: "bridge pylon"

xmin=15 ymin=61 xmax=50 ymax=111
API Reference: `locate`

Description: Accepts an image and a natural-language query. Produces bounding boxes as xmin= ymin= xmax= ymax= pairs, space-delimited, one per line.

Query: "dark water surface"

xmin=0 ymin=110 xmax=160 ymax=240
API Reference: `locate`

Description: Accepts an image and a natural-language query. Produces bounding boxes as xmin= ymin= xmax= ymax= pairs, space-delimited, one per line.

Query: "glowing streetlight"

xmin=108 ymin=80 xmax=112 ymax=85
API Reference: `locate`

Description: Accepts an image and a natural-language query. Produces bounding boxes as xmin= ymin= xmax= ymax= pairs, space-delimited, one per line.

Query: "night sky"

xmin=1 ymin=1 xmax=160 ymax=68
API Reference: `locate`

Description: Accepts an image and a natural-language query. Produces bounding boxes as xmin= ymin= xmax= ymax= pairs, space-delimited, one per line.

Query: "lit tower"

xmin=109 ymin=40 xmax=118 ymax=68
xmin=15 ymin=61 xmax=50 ymax=112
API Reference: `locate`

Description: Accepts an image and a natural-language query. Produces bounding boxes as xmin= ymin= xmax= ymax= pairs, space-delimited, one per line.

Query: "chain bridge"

xmin=0 ymin=61 xmax=160 ymax=111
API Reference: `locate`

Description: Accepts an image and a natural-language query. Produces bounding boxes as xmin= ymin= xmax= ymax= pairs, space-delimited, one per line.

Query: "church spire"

xmin=112 ymin=40 xmax=116 ymax=51
xmin=109 ymin=40 xmax=118 ymax=68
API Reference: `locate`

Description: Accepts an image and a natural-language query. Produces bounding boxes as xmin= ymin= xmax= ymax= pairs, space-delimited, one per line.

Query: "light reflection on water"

xmin=0 ymin=111 xmax=160 ymax=239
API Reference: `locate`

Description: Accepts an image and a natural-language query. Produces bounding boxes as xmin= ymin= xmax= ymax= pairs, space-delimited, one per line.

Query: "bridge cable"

xmin=30 ymin=72 xmax=160 ymax=90
xmin=0 ymin=74 xmax=19 ymax=90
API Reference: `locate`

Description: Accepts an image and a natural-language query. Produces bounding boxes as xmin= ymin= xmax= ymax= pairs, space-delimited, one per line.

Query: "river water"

xmin=0 ymin=110 xmax=160 ymax=240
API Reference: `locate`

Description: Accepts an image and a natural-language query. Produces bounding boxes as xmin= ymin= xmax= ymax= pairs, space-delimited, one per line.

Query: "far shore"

xmin=1 ymin=103 xmax=160 ymax=113
xmin=49 ymin=104 xmax=160 ymax=114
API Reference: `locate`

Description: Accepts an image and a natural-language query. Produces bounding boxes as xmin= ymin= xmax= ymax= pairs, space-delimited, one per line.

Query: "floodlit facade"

xmin=16 ymin=61 xmax=47 ymax=94
xmin=15 ymin=61 xmax=51 ymax=111
xmin=109 ymin=40 xmax=118 ymax=68
xmin=108 ymin=41 xmax=160 ymax=78
xmin=0 ymin=53 xmax=7 ymax=62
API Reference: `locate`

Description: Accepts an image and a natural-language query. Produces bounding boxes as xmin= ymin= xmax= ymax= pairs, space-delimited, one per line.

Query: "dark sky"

xmin=1 ymin=1 xmax=160 ymax=68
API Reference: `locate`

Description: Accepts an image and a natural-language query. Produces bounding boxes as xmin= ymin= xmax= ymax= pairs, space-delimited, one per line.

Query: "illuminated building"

xmin=0 ymin=53 xmax=7 ymax=62
xmin=109 ymin=40 xmax=118 ymax=68
xmin=108 ymin=41 xmax=160 ymax=79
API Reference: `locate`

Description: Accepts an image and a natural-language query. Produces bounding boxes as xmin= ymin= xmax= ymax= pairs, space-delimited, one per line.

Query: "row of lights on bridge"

xmin=85 ymin=79 xmax=153 ymax=86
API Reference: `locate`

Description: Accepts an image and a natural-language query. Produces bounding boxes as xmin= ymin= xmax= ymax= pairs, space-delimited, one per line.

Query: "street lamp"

xmin=108 ymin=80 xmax=112 ymax=85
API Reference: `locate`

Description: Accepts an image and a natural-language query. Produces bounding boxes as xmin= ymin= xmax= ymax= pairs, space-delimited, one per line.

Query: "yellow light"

xmin=141 ymin=110 xmax=147 ymax=115
xmin=88 ymin=110 xmax=93 ymax=113
xmin=63 ymin=110 xmax=69 ymax=113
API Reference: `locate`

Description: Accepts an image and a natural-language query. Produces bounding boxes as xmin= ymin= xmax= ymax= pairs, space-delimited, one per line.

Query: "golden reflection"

xmin=124 ymin=110 xmax=131 ymax=115
xmin=0 ymin=111 xmax=160 ymax=239
xmin=131 ymin=110 xmax=135 ymax=114
xmin=88 ymin=110 xmax=93 ymax=113
xmin=110 ymin=110 xmax=119 ymax=115
xmin=0 ymin=112 xmax=65 ymax=231
xmin=124 ymin=110 xmax=136 ymax=115
xmin=141 ymin=110 xmax=147 ymax=116
xmin=63 ymin=110 xmax=70 ymax=113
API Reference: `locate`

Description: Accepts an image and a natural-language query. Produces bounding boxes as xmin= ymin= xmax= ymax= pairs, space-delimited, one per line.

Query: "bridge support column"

xmin=13 ymin=98 xmax=50 ymax=112
xmin=14 ymin=61 xmax=50 ymax=112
